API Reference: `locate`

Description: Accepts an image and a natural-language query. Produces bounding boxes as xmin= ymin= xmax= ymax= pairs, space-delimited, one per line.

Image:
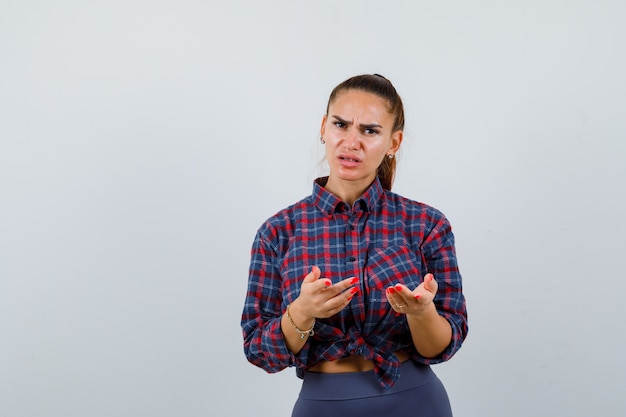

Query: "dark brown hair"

xmin=325 ymin=74 xmax=405 ymax=190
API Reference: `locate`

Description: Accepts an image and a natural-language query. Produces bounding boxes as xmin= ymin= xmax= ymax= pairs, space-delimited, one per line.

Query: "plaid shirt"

xmin=242 ymin=177 xmax=468 ymax=388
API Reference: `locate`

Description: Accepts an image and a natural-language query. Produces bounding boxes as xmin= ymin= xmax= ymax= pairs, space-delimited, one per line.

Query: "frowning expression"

xmin=320 ymin=89 xmax=402 ymax=187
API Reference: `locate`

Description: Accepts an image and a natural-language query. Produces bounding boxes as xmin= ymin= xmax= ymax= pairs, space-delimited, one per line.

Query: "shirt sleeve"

xmin=241 ymin=227 xmax=309 ymax=373
xmin=415 ymin=213 xmax=468 ymax=364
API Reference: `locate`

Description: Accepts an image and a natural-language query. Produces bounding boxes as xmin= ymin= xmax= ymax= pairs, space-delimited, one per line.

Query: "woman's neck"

xmin=324 ymin=176 xmax=373 ymax=206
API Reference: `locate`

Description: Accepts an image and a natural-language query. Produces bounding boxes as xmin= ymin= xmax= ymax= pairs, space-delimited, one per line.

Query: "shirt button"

xmin=348 ymin=257 xmax=356 ymax=262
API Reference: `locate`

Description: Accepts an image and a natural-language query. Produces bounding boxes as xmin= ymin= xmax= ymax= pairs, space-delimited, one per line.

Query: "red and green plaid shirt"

xmin=242 ymin=177 xmax=468 ymax=388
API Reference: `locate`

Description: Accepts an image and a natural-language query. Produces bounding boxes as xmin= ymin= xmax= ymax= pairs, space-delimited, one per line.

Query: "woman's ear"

xmin=320 ymin=114 xmax=327 ymax=137
xmin=389 ymin=130 xmax=403 ymax=154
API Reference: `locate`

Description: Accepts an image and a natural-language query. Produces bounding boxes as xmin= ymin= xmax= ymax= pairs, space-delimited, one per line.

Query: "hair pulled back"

xmin=325 ymin=74 xmax=405 ymax=190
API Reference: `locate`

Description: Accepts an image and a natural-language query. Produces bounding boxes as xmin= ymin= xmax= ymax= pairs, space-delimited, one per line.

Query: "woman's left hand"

xmin=386 ymin=273 xmax=437 ymax=315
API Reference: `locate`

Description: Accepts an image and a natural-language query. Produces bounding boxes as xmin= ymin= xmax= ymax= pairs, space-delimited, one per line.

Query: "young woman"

xmin=242 ymin=74 xmax=468 ymax=417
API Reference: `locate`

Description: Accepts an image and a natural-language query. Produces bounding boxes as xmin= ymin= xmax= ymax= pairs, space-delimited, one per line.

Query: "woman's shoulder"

xmin=383 ymin=189 xmax=448 ymax=222
xmin=255 ymin=195 xmax=315 ymax=237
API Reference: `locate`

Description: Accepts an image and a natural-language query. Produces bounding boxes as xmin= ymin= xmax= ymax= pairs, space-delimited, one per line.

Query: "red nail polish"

xmin=388 ymin=287 xmax=395 ymax=294
xmin=350 ymin=277 xmax=359 ymax=284
xmin=395 ymin=284 xmax=402 ymax=292
xmin=325 ymin=280 xmax=332 ymax=287
xmin=415 ymin=294 xmax=422 ymax=300
xmin=350 ymin=287 xmax=358 ymax=294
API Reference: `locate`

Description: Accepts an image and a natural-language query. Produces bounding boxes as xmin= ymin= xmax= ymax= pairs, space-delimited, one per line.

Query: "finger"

xmin=303 ymin=266 xmax=331 ymax=289
xmin=387 ymin=286 xmax=404 ymax=298
xmin=345 ymin=287 xmax=359 ymax=302
xmin=393 ymin=284 xmax=415 ymax=305
xmin=340 ymin=278 xmax=359 ymax=298
xmin=324 ymin=286 xmax=358 ymax=315
xmin=386 ymin=287 xmax=406 ymax=310
xmin=302 ymin=266 xmax=321 ymax=283
xmin=424 ymin=273 xmax=438 ymax=294
xmin=338 ymin=277 xmax=359 ymax=291
xmin=394 ymin=283 xmax=409 ymax=295
xmin=324 ymin=277 xmax=358 ymax=297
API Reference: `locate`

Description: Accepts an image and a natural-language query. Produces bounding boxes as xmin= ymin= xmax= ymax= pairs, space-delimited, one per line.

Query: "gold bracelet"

xmin=286 ymin=304 xmax=315 ymax=339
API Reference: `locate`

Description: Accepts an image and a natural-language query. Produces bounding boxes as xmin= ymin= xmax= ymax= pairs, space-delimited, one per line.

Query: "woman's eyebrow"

xmin=332 ymin=115 xmax=382 ymax=129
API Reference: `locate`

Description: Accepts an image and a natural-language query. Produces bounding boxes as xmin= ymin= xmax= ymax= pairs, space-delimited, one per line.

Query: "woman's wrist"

xmin=286 ymin=303 xmax=315 ymax=339
xmin=405 ymin=301 xmax=439 ymax=322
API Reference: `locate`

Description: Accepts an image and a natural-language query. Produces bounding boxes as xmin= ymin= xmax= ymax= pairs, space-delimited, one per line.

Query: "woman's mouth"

xmin=338 ymin=155 xmax=362 ymax=167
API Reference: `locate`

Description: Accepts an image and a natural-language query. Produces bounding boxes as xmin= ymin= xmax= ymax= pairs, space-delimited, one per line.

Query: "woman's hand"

xmin=282 ymin=266 xmax=358 ymax=353
xmin=386 ymin=273 xmax=437 ymax=315
xmin=292 ymin=266 xmax=359 ymax=320
xmin=386 ymin=273 xmax=452 ymax=358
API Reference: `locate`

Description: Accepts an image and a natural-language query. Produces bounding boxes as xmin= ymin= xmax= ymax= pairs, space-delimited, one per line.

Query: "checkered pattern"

xmin=242 ymin=177 xmax=468 ymax=388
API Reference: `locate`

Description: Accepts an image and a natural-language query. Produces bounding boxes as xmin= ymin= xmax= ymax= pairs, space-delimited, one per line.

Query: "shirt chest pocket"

xmin=365 ymin=246 xmax=425 ymax=303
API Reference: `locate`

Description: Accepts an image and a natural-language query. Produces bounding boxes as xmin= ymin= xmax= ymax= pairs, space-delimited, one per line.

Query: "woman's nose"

xmin=344 ymin=131 xmax=360 ymax=149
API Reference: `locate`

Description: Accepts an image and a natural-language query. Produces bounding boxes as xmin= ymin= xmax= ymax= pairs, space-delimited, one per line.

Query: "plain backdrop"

xmin=1 ymin=1 xmax=624 ymax=416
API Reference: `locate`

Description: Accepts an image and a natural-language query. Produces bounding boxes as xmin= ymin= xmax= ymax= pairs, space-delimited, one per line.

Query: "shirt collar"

xmin=312 ymin=176 xmax=384 ymax=216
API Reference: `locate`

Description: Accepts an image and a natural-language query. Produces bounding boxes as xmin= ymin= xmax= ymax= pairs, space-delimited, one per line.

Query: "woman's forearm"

xmin=406 ymin=303 xmax=452 ymax=358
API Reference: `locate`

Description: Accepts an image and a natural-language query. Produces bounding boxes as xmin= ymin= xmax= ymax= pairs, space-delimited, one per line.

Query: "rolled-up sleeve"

xmin=241 ymin=228 xmax=309 ymax=372
xmin=416 ymin=214 xmax=468 ymax=364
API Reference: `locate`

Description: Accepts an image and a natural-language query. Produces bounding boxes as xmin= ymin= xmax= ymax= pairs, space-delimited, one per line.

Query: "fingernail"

xmin=415 ymin=294 xmax=422 ymax=300
xmin=350 ymin=277 xmax=359 ymax=284
xmin=325 ymin=280 xmax=332 ymax=287
xmin=395 ymin=284 xmax=402 ymax=292
xmin=350 ymin=287 xmax=358 ymax=294
xmin=387 ymin=287 xmax=395 ymax=294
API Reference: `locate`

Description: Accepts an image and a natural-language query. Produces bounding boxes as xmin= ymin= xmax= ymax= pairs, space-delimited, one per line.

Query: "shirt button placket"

xmin=345 ymin=215 xmax=360 ymax=271
xmin=345 ymin=213 xmax=363 ymax=318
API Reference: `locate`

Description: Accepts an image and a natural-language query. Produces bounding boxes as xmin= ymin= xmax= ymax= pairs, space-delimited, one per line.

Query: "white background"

xmin=1 ymin=1 xmax=624 ymax=416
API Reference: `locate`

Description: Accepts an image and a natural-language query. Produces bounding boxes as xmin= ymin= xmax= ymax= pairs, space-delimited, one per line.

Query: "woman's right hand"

xmin=282 ymin=266 xmax=358 ymax=352
xmin=292 ymin=266 xmax=359 ymax=320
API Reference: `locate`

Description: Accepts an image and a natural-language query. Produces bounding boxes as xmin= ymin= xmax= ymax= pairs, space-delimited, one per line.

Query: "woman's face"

xmin=320 ymin=89 xmax=402 ymax=187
